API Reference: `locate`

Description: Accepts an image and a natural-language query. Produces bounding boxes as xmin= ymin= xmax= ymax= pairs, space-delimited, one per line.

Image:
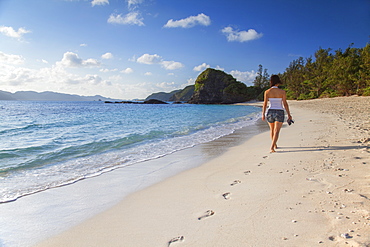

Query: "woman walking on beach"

xmin=262 ymin=75 xmax=292 ymax=153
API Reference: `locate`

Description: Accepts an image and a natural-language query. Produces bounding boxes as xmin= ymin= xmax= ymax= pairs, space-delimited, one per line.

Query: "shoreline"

xmin=36 ymin=96 xmax=370 ymax=246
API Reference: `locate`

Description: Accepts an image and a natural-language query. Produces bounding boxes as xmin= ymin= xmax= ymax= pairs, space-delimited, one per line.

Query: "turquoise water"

xmin=0 ymin=101 xmax=260 ymax=203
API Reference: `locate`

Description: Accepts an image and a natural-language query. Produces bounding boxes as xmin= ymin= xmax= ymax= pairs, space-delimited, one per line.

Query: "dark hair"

xmin=270 ymin=75 xmax=281 ymax=87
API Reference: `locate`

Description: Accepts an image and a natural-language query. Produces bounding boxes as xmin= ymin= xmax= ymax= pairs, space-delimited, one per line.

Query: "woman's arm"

xmin=262 ymin=90 xmax=268 ymax=121
xmin=282 ymin=91 xmax=292 ymax=120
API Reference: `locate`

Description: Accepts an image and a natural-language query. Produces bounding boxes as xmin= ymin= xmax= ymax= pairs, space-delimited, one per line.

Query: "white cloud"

xmin=178 ymin=77 xmax=196 ymax=89
xmin=67 ymin=74 xmax=103 ymax=85
xmin=0 ymin=51 xmax=25 ymax=65
xmin=193 ymin=63 xmax=210 ymax=71
xmin=161 ymin=61 xmax=184 ymax=70
xmin=0 ymin=62 xmax=124 ymax=98
xmin=164 ymin=13 xmax=211 ymax=28
xmin=57 ymin=51 xmax=100 ymax=68
xmin=108 ymin=75 xmax=122 ymax=82
xmin=127 ymin=0 xmax=143 ymax=9
xmin=81 ymin=74 xmax=103 ymax=85
xmin=100 ymin=68 xmax=118 ymax=72
xmin=0 ymin=65 xmax=37 ymax=86
xmin=229 ymin=70 xmax=258 ymax=85
xmin=184 ymin=78 xmax=195 ymax=87
xmin=91 ymin=0 xmax=109 ymax=6
xmin=0 ymin=26 xmax=31 ymax=40
xmin=36 ymin=59 xmax=49 ymax=64
xmin=108 ymin=12 xmax=144 ymax=26
xmin=144 ymin=72 xmax=152 ymax=76
xmin=137 ymin=54 xmax=162 ymax=64
xmin=215 ymin=65 xmax=224 ymax=71
xmin=121 ymin=68 xmax=133 ymax=74
xmin=80 ymin=43 xmax=88 ymax=47
xmin=0 ymin=57 xmax=186 ymax=99
xmin=101 ymin=52 xmax=113 ymax=59
xmin=136 ymin=54 xmax=183 ymax=70
xmin=156 ymin=81 xmax=175 ymax=90
xmin=221 ymin=27 xmax=262 ymax=42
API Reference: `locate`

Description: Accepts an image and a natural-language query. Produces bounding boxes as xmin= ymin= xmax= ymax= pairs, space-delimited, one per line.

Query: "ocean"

xmin=0 ymin=100 xmax=261 ymax=246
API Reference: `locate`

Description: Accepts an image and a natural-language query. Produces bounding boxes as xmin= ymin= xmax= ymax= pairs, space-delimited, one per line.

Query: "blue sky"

xmin=0 ymin=0 xmax=369 ymax=100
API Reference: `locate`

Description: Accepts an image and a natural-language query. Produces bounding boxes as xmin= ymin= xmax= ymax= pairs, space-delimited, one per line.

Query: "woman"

xmin=262 ymin=75 xmax=292 ymax=153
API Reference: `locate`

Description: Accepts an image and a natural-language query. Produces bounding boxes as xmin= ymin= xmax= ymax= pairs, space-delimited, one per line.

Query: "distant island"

xmin=0 ymin=90 xmax=122 ymax=102
xmin=145 ymin=85 xmax=195 ymax=102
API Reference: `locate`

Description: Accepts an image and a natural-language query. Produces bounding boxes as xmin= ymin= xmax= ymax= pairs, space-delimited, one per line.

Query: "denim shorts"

xmin=266 ymin=109 xmax=285 ymax=123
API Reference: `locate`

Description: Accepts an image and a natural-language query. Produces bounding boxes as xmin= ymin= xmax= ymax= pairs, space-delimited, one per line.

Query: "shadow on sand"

xmin=277 ymin=145 xmax=365 ymax=153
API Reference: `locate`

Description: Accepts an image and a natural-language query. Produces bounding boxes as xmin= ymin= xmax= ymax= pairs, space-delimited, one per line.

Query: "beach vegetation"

xmin=280 ymin=43 xmax=370 ymax=99
xmin=362 ymin=86 xmax=370 ymax=96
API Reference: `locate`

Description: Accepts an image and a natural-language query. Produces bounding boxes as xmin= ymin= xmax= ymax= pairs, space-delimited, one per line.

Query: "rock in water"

xmin=188 ymin=68 xmax=249 ymax=104
xmin=143 ymin=99 xmax=168 ymax=104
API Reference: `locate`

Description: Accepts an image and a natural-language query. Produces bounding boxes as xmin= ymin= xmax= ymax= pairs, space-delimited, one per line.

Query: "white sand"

xmin=37 ymin=96 xmax=370 ymax=247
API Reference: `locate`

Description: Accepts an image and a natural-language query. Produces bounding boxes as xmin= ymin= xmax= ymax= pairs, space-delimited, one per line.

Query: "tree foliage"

xmin=253 ymin=64 xmax=270 ymax=89
xmin=280 ymin=43 xmax=370 ymax=99
xmin=250 ymin=64 xmax=270 ymax=100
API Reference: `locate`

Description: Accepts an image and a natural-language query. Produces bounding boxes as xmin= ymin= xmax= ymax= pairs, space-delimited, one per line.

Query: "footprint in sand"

xmin=222 ymin=192 xmax=231 ymax=200
xmin=198 ymin=210 xmax=215 ymax=220
xmin=168 ymin=236 xmax=184 ymax=246
xmin=244 ymin=170 xmax=251 ymax=175
xmin=230 ymin=180 xmax=241 ymax=186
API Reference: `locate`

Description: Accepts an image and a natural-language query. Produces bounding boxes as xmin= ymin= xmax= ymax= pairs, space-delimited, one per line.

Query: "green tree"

xmin=359 ymin=43 xmax=370 ymax=95
xmin=253 ymin=64 xmax=269 ymax=89
xmin=281 ymin=57 xmax=306 ymax=99
xmin=326 ymin=45 xmax=362 ymax=96
xmin=281 ymin=43 xmax=369 ymax=99
xmin=310 ymin=48 xmax=333 ymax=97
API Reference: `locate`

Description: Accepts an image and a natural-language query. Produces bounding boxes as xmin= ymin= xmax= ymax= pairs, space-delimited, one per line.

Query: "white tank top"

xmin=269 ymin=98 xmax=284 ymax=110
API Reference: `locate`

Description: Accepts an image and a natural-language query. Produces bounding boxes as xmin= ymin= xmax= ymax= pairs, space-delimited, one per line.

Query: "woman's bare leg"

xmin=267 ymin=122 xmax=276 ymax=152
xmin=268 ymin=121 xmax=283 ymax=152
xmin=269 ymin=122 xmax=275 ymax=140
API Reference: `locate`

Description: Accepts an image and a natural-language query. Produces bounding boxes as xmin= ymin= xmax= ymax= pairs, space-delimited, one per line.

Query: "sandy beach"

xmin=37 ymin=96 xmax=370 ymax=247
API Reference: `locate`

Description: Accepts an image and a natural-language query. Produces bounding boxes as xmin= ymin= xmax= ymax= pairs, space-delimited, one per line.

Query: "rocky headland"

xmin=188 ymin=68 xmax=251 ymax=104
